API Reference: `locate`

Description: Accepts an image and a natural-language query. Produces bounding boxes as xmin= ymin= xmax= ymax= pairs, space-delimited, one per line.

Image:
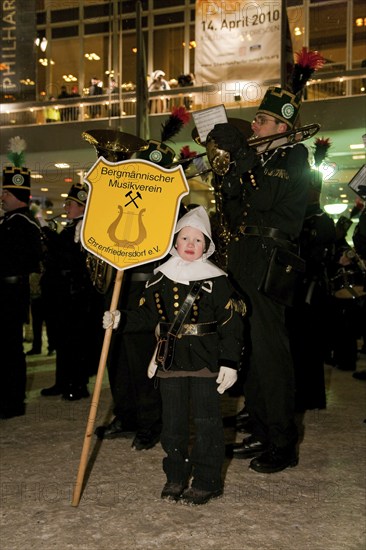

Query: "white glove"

xmin=74 ymin=219 xmax=83 ymax=243
xmin=103 ymin=310 xmax=121 ymax=330
xmin=147 ymin=342 xmax=159 ymax=378
xmin=216 ymin=366 xmax=238 ymax=394
xmin=34 ymin=210 xmax=48 ymax=228
xmin=147 ymin=358 xmax=158 ymax=379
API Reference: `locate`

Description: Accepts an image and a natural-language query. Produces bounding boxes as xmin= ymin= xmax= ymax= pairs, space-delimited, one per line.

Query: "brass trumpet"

xmin=189 ymin=120 xmax=320 ymax=177
xmin=247 ymin=123 xmax=321 ymax=154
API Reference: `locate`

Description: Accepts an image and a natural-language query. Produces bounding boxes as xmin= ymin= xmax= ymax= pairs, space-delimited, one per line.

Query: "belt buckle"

xmin=184 ymin=324 xmax=197 ymax=335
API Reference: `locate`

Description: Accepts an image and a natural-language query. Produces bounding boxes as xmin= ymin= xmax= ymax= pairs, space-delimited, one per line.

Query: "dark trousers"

xmin=240 ymin=278 xmax=298 ymax=449
xmin=106 ymin=274 xmax=162 ymax=434
xmin=30 ymin=296 xmax=57 ymax=352
xmin=159 ymin=376 xmax=224 ymax=492
xmin=108 ymin=331 xmax=162 ymax=433
xmin=328 ymin=296 xmax=361 ymax=370
xmin=53 ymin=292 xmax=99 ymax=390
xmin=287 ymin=300 xmax=327 ymax=411
xmin=0 ymin=283 xmax=28 ymax=413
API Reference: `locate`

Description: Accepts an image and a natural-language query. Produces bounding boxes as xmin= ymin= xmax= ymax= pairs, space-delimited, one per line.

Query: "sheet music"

xmin=192 ymin=105 xmax=228 ymax=144
xmin=348 ymin=164 xmax=366 ymax=199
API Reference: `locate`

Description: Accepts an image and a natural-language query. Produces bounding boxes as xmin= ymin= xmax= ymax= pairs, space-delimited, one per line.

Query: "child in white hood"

xmin=104 ymin=206 xmax=245 ymax=505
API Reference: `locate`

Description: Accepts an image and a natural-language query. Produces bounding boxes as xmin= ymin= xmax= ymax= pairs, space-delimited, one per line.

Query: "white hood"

xmin=155 ymin=206 xmax=226 ymax=285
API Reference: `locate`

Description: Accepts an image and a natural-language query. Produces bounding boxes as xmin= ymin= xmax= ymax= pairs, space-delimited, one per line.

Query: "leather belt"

xmin=130 ymin=273 xmax=152 ymax=282
xmin=237 ymin=225 xmax=291 ymax=241
xmin=159 ymin=321 xmax=217 ymax=337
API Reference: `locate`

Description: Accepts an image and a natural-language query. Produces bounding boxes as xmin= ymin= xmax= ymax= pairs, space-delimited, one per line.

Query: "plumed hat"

xmin=257 ymin=47 xmax=325 ymax=128
xmin=66 ymin=182 xmax=88 ymax=205
xmin=136 ymin=106 xmax=191 ymax=167
xmin=2 ymin=136 xmax=31 ymax=203
xmin=256 ymin=87 xmax=301 ymax=128
xmin=137 ymin=139 xmax=176 ymax=167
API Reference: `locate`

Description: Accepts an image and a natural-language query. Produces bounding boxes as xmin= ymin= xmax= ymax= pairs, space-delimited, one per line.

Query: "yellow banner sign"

xmin=81 ymin=158 xmax=189 ymax=270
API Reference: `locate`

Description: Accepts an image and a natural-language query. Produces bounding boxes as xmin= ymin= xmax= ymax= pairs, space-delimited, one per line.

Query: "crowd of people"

xmin=1 ymin=83 xmax=365 ymax=505
xmin=42 ymin=70 xmax=195 ymax=123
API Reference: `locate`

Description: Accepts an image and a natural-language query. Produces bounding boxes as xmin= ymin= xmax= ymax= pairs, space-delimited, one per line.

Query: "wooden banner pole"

xmin=71 ymin=269 xmax=124 ymax=507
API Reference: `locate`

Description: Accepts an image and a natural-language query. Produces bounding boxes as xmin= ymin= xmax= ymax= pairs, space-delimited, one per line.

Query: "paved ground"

xmin=1 ymin=339 xmax=365 ymax=550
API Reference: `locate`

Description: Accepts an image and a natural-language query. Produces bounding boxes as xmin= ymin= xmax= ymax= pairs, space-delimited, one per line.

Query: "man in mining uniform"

xmin=209 ymin=86 xmax=311 ymax=473
xmin=0 ymin=165 xmax=42 ymax=419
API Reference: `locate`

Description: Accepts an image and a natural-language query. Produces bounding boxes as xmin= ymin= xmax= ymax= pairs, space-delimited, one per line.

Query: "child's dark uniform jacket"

xmin=119 ymin=272 xmax=245 ymax=376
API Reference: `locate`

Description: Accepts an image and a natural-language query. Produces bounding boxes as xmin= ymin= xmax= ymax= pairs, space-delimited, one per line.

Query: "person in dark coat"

xmin=40 ymin=183 xmax=103 ymax=400
xmin=0 ymin=163 xmax=42 ymax=418
xmin=287 ymin=170 xmax=336 ymax=411
xmin=327 ymin=216 xmax=362 ymax=371
xmin=208 ymin=86 xmax=311 ymax=473
xmin=88 ymin=76 xmax=103 ymax=118
xmin=103 ymin=206 xmax=245 ymax=505
xmin=352 ymin=201 xmax=366 ymax=378
xmin=94 ymin=263 xmax=163 ymax=451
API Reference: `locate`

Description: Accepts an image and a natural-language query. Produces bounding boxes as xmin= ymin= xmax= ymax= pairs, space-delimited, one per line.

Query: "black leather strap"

xmin=158 ymin=280 xmax=203 ymax=370
xmin=238 ymin=225 xmax=290 ymax=241
xmin=168 ymin=280 xmax=203 ymax=337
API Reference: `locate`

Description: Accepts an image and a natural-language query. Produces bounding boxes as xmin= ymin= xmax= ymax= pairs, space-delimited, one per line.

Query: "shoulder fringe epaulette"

xmin=226 ymin=297 xmax=247 ymax=317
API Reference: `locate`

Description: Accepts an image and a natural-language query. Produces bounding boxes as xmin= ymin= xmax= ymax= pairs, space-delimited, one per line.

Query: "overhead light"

xmin=55 ymin=163 xmax=70 ymax=168
xmin=60 ymin=193 xmax=68 ymax=197
xmin=46 ymin=210 xmax=53 ymax=215
xmin=35 ymin=37 xmax=48 ymax=51
xmin=352 ymin=154 xmax=365 ymax=160
xmin=40 ymin=187 xmax=49 ymax=192
xmin=350 ymin=143 xmax=364 ymax=149
xmin=85 ymin=53 xmax=100 ymax=61
xmin=324 ymin=204 xmax=348 ymax=215
xmin=355 ymin=17 xmax=366 ymax=26
xmin=31 ymin=173 xmax=43 ymax=179
xmin=39 ymin=58 xmax=55 ymax=66
xmin=63 ymin=74 xmax=77 ymax=82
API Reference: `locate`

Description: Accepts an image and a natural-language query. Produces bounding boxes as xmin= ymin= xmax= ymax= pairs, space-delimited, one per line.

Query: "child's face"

xmin=176 ymin=226 xmax=205 ymax=262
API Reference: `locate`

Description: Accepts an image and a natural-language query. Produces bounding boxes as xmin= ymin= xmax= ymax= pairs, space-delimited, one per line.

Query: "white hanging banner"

xmin=195 ymin=1 xmax=282 ymax=88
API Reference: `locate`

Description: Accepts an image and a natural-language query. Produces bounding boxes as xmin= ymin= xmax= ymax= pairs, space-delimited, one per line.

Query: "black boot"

xmin=132 ymin=428 xmax=160 ymax=450
xmin=62 ymin=384 xmax=90 ymax=401
xmin=41 ymin=385 xmax=62 ymax=396
xmin=249 ymin=445 xmax=298 ymax=473
xmin=227 ymin=434 xmax=267 ymax=459
xmin=94 ymin=417 xmax=137 ymax=440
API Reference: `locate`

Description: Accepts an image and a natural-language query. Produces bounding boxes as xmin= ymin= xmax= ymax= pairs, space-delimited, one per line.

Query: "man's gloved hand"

xmin=216 ymin=366 xmax=238 ymax=394
xmin=102 ymin=310 xmax=121 ymax=330
xmin=208 ymin=123 xmax=248 ymax=156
